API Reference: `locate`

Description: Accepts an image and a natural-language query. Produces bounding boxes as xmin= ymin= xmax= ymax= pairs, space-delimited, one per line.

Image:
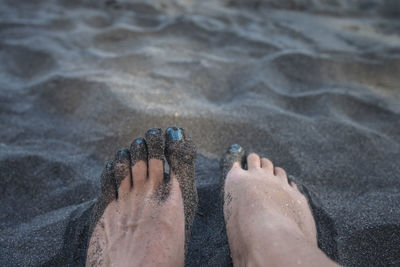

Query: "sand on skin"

xmin=0 ymin=0 xmax=400 ymax=266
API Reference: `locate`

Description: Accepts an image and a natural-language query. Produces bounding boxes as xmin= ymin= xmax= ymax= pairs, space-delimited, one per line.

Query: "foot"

xmin=220 ymin=145 xmax=339 ymax=267
xmin=86 ymin=127 xmax=198 ymax=267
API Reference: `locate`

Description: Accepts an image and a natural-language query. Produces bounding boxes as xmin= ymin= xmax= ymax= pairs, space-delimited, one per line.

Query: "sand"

xmin=0 ymin=0 xmax=399 ymax=266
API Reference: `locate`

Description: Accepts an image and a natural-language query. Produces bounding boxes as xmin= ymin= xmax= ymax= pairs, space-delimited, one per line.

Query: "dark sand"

xmin=1 ymin=0 xmax=400 ymax=266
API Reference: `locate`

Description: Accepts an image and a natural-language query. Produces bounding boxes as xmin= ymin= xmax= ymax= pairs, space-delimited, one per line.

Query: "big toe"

xmin=164 ymin=127 xmax=198 ymax=240
xmin=220 ymin=144 xmax=246 ymax=180
xmin=165 ymin=127 xmax=196 ymax=173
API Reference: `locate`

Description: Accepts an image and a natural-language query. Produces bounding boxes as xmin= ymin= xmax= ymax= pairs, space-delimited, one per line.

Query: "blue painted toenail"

xmin=106 ymin=162 xmax=113 ymax=169
xmin=150 ymin=129 xmax=157 ymax=135
xmin=166 ymin=127 xmax=183 ymax=141
xmin=117 ymin=149 xmax=130 ymax=161
xmin=136 ymin=138 xmax=143 ymax=144
xmin=229 ymin=144 xmax=242 ymax=153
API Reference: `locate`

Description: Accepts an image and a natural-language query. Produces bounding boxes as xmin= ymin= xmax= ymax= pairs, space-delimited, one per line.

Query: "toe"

xmin=165 ymin=127 xmax=196 ymax=175
xmin=274 ymin=167 xmax=289 ymax=183
xmin=130 ymin=137 xmax=148 ymax=189
xmin=145 ymin=128 xmax=165 ymax=187
xmin=100 ymin=161 xmax=117 ymax=202
xmin=165 ymin=126 xmax=198 ymax=244
xmin=114 ymin=149 xmax=131 ymax=198
xmin=220 ymin=144 xmax=245 ymax=179
xmin=261 ymin=157 xmax=274 ymax=173
xmin=247 ymin=153 xmax=261 ymax=169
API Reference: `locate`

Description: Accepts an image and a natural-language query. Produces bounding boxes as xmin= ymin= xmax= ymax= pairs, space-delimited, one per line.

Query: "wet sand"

xmin=0 ymin=0 xmax=399 ymax=266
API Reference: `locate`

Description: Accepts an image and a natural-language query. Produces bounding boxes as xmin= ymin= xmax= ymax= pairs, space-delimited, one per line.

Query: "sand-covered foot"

xmin=221 ymin=145 xmax=339 ymax=267
xmin=86 ymin=127 xmax=198 ymax=267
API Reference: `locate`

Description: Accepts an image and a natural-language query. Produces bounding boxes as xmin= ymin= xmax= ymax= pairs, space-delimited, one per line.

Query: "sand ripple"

xmin=1 ymin=0 xmax=400 ymax=266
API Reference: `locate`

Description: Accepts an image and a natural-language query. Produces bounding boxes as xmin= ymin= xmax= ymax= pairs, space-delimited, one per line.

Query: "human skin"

xmin=223 ymin=151 xmax=340 ymax=267
xmin=86 ymin=127 xmax=197 ymax=267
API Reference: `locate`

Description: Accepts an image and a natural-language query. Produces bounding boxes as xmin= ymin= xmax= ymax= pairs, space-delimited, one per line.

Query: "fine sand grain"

xmin=0 ymin=0 xmax=399 ymax=266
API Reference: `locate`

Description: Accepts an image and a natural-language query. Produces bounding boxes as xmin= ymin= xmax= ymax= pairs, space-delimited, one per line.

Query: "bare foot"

xmin=86 ymin=127 xmax=198 ymax=267
xmin=220 ymin=145 xmax=339 ymax=267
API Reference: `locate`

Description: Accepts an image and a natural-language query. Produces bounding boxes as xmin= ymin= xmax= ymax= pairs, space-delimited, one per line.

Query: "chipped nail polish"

xmin=136 ymin=138 xmax=143 ymax=144
xmin=116 ymin=149 xmax=129 ymax=161
xmin=229 ymin=144 xmax=242 ymax=153
xmin=166 ymin=127 xmax=183 ymax=141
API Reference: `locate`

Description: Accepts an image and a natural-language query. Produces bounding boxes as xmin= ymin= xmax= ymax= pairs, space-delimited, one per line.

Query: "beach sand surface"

xmin=0 ymin=0 xmax=399 ymax=266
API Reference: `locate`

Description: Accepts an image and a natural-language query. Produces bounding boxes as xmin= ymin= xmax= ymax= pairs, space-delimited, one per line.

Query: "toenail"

xmin=136 ymin=138 xmax=143 ymax=144
xmin=166 ymin=127 xmax=183 ymax=141
xmin=116 ymin=149 xmax=130 ymax=161
xmin=106 ymin=162 xmax=113 ymax=169
xmin=148 ymin=128 xmax=162 ymax=135
xmin=229 ymin=144 xmax=242 ymax=153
